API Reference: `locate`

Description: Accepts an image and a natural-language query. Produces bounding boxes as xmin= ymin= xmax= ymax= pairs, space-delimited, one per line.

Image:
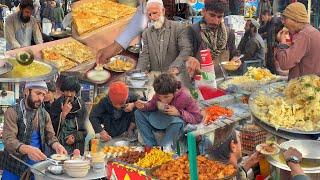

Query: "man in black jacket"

xmin=50 ymin=76 xmax=87 ymax=155
xmin=259 ymin=10 xmax=283 ymax=74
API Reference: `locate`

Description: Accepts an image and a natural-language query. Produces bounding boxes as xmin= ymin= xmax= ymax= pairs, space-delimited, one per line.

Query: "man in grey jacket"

xmin=136 ymin=0 xmax=192 ymax=73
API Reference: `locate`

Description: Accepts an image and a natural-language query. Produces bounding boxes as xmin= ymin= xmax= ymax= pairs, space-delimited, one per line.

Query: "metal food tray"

xmin=0 ymin=58 xmax=58 ymax=82
xmin=267 ymin=154 xmax=320 ymax=174
xmin=249 ymin=82 xmax=320 ymax=137
xmin=104 ymin=55 xmax=136 ymax=73
xmin=218 ymin=75 xmax=285 ymax=94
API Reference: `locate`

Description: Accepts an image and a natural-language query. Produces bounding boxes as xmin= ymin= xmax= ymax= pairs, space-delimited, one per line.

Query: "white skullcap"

xmin=146 ymin=0 xmax=163 ymax=7
xmin=25 ymin=81 xmax=48 ymax=92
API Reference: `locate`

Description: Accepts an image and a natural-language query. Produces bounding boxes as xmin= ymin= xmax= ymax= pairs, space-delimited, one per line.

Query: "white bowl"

xmin=65 ymin=168 xmax=89 ymax=178
xmin=64 ymin=160 xmax=90 ymax=167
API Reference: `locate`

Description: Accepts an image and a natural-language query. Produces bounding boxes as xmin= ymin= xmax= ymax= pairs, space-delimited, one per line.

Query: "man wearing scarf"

xmin=50 ymin=76 xmax=87 ymax=155
xmin=4 ymin=0 xmax=43 ymax=50
xmin=0 ymin=81 xmax=66 ymax=180
xmin=188 ymin=0 xmax=234 ymax=77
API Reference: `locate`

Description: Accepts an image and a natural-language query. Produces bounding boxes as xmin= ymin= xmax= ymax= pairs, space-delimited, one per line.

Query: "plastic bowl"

xmin=221 ymin=61 xmax=241 ymax=71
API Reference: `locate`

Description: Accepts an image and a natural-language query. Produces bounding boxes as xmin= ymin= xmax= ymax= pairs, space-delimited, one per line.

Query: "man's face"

xmin=44 ymin=91 xmax=53 ymax=102
xmin=20 ymin=8 xmax=33 ymax=23
xmin=63 ymin=90 xmax=76 ymax=102
xmin=158 ymin=93 xmax=174 ymax=104
xmin=27 ymin=89 xmax=46 ymax=109
xmin=147 ymin=3 xmax=165 ymax=29
xmin=230 ymin=134 xmax=242 ymax=160
xmin=261 ymin=14 xmax=269 ymax=23
xmin=281 ymin=16 xmax=295 ymax=33
xmin=147 ymin=3 xmax=164 ymax=22
xmin=203 ymin=10 xmax=224 ymax=30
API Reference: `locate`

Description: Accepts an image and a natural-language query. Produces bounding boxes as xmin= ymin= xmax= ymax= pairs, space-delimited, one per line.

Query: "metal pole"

xmin=187 ymin=132 xmax=198 ymax=180
xmin=316 ymin=0 xmax=319 ymax=28
xmin=308 ymin=0 xmax=311 ymax=22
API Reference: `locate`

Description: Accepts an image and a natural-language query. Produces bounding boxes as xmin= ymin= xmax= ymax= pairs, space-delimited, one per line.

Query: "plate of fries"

xmin=105 ymin=55 xmax=135 ymax=72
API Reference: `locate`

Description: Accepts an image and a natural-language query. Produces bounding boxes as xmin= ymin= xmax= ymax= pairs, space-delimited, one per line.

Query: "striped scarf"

xmin=200 ymin=20 xmax=228 ymax=58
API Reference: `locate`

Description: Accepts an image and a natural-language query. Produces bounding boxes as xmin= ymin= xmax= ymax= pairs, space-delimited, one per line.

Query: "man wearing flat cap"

xmin=0 ymin=81 xmax=67 ymax=179
xmin=238 ymin=18 xmax=265 ymax=64
xmin=275 ymin=2 xmax=320 ymax=80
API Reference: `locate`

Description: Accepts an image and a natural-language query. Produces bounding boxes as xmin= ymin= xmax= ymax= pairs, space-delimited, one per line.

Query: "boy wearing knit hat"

xmin=275 ymin=2 xmax=320 ymax=79
xmin=90 ymin=81 xmax=140 ymax=141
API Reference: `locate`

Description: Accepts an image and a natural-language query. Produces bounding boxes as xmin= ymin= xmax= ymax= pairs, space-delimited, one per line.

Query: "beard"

xmin=19 ymin=12 xmax=31 ymax=23
xmin=150 ymin=16 xmax=165 ymax=29
xmin=27 ymin=94 xmax=41 ymax=109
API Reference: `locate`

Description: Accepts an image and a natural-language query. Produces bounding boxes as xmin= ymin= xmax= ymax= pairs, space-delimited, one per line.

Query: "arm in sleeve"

xmin=128 ymin=92 xmax=140 ymax=102
xmin=227 ymin=29 xmax=237 ymax=60
xmin=242 ymin=39 xmax=259 ymax=61
xmin=115 ymin=5 xmax=147 ymax=49
xmin=50 ymin=100 xmax=63 ymax=134
xmin=275 ymin=34 xmax=309 ymax=70
xmin=2 ymin=108 xmax=24 ymax=155
xmin=179 ymin=96 xmax=202 ymax=124
xmin=142 ymin=95 xmax=157 ymax=111
xmin=170 ymin=26 xmax=193 ymax=69
xmin=136 ymin=31 xmax=151 ymax=72
xmin=89 ymin=99 xmax=107 ymax=133
xmin=33 ymin=20 xmax=43 ymax=44
xmin=44 ymin=111 xmax=59 ymax=147
xmin=4 ymin=16 xmax=21 ymax=49
xmin=73 ymin=106 xmax=87 ymax=143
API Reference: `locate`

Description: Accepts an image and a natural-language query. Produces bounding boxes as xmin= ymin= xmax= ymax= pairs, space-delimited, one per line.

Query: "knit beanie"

xmin=282 ymin=2 xmax=308 ymax=23
xmin=108 ymin=81 xmax=129 ymax=105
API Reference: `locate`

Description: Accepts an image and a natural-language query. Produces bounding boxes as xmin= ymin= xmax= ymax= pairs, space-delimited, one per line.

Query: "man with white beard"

xmin=136 ymin=0 xmax=192 ymax=73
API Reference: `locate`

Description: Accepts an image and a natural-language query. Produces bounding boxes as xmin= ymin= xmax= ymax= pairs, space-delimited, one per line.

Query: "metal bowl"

xmin=47 ymin=165 xmax=64 ymax=175
xmin=0 ymin=61 xmax=13 ymax=76
xmin=0 ymin=58 xmax=58 ymax=82
xmin=280 ymin=140 xmax=320 ymax=160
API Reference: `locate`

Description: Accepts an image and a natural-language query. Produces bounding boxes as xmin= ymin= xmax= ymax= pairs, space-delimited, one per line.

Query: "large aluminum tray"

xmin=267 ymin=154 xmax=320 ymax=173
xmin=249 ymin=81 xmax=320 ymax=136
xmin=148 ymin=161 xmax=237 ymax=180
xmin=0 ymin=58 xmax=58 ymax=82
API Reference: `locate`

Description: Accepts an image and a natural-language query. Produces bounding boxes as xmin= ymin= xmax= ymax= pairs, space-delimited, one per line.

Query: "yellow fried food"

xmin=134 ymin=148 xmax=173 ymax=168
xmin=219 ymin=67 xmax=277 ymax=91
xmin=107 ymin=59 xmax=134 ymax=71
xmin=252 ymin=75 xmax=320 ymax=131
xmin=152 ymin=155 xmax=236 ymax=180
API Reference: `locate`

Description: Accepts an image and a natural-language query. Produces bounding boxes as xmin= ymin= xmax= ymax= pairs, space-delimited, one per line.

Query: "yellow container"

xmin=259 ymin=157 xmax=271 ymax=178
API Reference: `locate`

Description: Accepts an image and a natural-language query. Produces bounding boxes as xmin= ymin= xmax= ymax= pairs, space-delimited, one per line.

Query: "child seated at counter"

xmin=89 ymin=81 xmax=139 ymax=142
xmin=135 ymin=73 xmax=202 ymax=150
